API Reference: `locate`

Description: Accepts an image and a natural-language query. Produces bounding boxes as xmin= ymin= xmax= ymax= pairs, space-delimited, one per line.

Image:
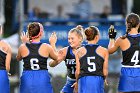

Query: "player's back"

xmin=78 ymin=44 xmax=105 ymax=93
xmin=23 ymin=43 xmax=48 ymax=70
xmin=0 ymin=41 xmax=10 ymax=93
xmin=121 ymin=34 xmax=140 ymax=77
xmin=79 ymin=44 xmax=104 ymax=78
xmin=0 ymin=50 xmax=7 ymax=70
xmin=122 ymin=34 xmax=140 ymax=67
xmin=20 ymin=43 xmax=53 ymax=93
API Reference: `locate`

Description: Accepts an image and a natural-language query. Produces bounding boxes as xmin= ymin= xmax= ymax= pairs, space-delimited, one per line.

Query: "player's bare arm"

xmin=49 ymin=47 xmax=67 ymax=67
xmin=5 ymin=42 xmax=12 ymax=72
xmin=16 ymin=44 xmax=24 ymax=61
xmin=108 ymin=37 xmax=120 ymax=54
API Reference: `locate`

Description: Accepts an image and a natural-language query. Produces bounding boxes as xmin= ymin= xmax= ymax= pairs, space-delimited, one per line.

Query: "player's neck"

xmin=88 ymin=40 xmax=97 ymax=44
xmin=129 ymin=28 xmax=138 ymax=35
xmin=32 ymin=38 xmax=40 ymax=43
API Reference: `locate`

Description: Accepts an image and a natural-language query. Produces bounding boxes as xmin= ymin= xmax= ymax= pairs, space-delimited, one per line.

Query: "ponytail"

xmin=121 ymin=22 xmax=132 ymax=39
xmin=27 ymin=22 xmax=42 ymax=43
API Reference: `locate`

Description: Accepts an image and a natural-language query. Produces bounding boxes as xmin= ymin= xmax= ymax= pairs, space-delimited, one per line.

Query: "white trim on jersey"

xmin=122 ymin=65 xmax=140 ymax=68
xmin=67 ymin=76 xmax=76 ymax=81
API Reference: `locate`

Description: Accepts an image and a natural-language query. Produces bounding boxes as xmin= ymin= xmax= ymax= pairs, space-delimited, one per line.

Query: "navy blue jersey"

xmin=23 ymin=43 xmax=48 ymax=70
xmin=64 ymin=46 xmax=76 ymax=79
xmin=79 ymin=44 xmax=104 ymax=78
xmin=122 ymin=34 xmax=140 ymax=66
xmin=0 ymin=50 xmax=7 ymax=70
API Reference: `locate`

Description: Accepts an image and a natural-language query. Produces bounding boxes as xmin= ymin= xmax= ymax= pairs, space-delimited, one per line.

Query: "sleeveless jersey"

xmin=64 ymin=46 xmax=76 ymax=79
xmin=0 ymin=50 xmax=7 ymax=70
xmin=23 ymin=43 xmax=48 ymax=70
xmin=122 ymin=34 xmax=140 ymax=67
xmin=79 ymin=44 xmax=104 ymax=78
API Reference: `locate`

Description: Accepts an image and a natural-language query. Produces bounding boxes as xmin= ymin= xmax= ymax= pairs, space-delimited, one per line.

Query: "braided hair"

xmin=84 ymin=26 xmax=99 ymax=41
xmin=121 ymin=13 xmax=140 ymax=39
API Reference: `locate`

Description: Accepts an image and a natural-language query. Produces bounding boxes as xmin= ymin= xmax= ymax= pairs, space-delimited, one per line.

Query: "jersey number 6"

xmin=30 ymin=58 xmax=40 ymax=70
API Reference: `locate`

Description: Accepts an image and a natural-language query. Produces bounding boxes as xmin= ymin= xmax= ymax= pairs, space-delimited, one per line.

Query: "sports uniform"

xmin=20 ymin=43 xmax=53 ymax=93
xmin=118 ymin=34 xmax=140 ymax=92
xmin=78 ymin=44 xmax=105 ymax=93
xmin=61 ymin=46 xmax=76 ymax=93
xmin=0 ymin=50 xmax=10 ymax=93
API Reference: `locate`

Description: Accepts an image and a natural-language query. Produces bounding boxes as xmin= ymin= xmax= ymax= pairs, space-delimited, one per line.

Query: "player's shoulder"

xmin=98 ymin=45 xmax=108 ymax=53
xmin=59 ymin=46 xmax=68 ymax=53
xmin=40 ymin=43 xmax=52 ymax=48
xmin=18 ymin=43 xmax=27 ymax=50
xmin=0 ymin=40 xmax=12 ymax=53
xmin=78 ymin=46 xmax=85 ymax=51
xmin=116 ymin=36 xmax=123 ymax=42
xmin=76 ymin=46 xmax=86 ymax=55
xmin=0 ymin=40 xmax=10 ymax=46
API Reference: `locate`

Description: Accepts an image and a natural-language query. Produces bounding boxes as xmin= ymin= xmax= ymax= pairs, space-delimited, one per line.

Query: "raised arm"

xmin=49 ymin=32 xmax=57 ymax=51
xmin=108 ymin=38 xmax=120 ymax=54
xmin=49 ymin=48 xmax=67 ymax=67
xmin=108 ymin=25 xmax=119 ymax=54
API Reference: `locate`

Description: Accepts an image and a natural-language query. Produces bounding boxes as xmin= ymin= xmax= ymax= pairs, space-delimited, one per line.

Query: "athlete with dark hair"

xmin=0 ymin=25 xmax=12 ymax=93
xmin=17 ymin=22 xmax=58 ymax=93
xmin=75 ymin=26 xmax=108 ymax=93
xmin=108 ymin=13 xmax=140 ymax=93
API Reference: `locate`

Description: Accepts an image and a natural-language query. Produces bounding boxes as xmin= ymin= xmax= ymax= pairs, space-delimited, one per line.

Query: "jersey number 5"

xmin=30 ymin=58 xmax=40 ymax=70
xmin=87 ymin=57 xmax=96 ymax=72
xmin=131 ymin=50 xmax=139 ymax=65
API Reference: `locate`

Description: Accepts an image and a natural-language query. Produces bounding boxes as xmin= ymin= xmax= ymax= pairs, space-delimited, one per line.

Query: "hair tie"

xmin=31 ymin=22 xmax=44 ymax=39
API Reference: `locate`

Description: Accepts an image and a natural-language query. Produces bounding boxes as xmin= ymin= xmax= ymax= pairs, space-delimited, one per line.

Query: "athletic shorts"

xmin=20 ymin=70 xmax=53 ymax=93
xmin=118 ymin=67 xmax=140 ymax=92
xmin=61 ymin=76 xmax=76 ymax=93
xmin=0 ymin=70 xmax=10 ymax=93
xmin=78 ymin=76 xmax=104 ymax=93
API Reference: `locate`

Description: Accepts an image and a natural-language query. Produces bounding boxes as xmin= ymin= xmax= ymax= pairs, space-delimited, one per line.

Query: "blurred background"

xmin=1 ymin=0 xmax=140 ymax=93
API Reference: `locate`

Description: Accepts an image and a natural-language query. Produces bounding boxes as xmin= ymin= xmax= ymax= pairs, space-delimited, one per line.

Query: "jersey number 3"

xmin=131 ymin=50 xmax=139 ymax=65
xmin=87 ymin=57 xmax=96 ymax=72
xmin=30 ymin=58 xmax=40 ymax=70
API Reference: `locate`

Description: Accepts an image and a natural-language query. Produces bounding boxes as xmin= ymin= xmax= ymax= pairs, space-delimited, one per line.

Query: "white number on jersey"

xmin=87 ymin=57 xmax=96 ymax=72
xmin=71 ymin=66 xmax=75 ymax=74
xmin=131 ymin=50 xmax=139 ymax=65
xmin=30 ymin=58 xmax=40 ymax=70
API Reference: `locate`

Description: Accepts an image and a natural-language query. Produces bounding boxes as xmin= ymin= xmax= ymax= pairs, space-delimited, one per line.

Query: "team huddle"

xmin=0 ymin=13 xmax=140 ymax=93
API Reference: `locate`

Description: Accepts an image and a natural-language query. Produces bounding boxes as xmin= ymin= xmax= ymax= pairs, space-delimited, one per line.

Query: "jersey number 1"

xmin=131 ymin=50 xmax=139 ymax=65
xmin=30 ymin=58 xmax=40 ymax=70
xmin=87 ymin=57 xmax=96 ymax=72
